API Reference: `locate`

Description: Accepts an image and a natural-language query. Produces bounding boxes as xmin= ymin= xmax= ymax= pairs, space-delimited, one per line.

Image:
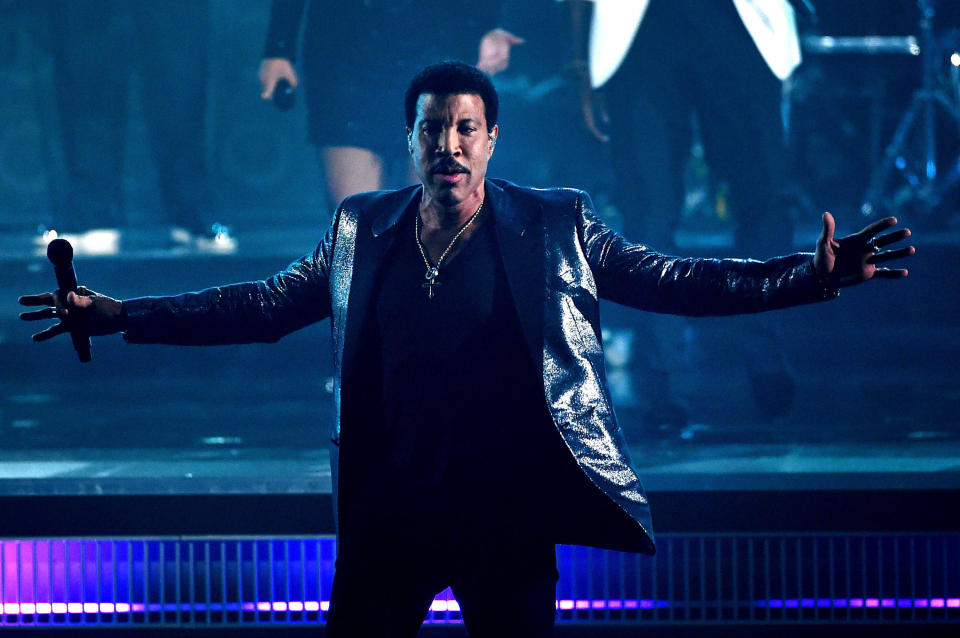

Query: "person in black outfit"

xmin=259 ymin=0 xmax=523 ymax=205
xmin=42 ymin=0 xmax=227 ymax=250
xmin=20 ymin=61 xmax=914 ymax=636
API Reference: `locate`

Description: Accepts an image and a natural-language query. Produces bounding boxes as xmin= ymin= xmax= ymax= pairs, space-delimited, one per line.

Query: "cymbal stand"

xmin=860 ymin=0 xmax=960 ymax=219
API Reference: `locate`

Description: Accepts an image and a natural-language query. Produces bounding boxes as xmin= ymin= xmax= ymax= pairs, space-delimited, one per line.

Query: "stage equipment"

xmin=859 ymin=0 xmax=960 ymax=220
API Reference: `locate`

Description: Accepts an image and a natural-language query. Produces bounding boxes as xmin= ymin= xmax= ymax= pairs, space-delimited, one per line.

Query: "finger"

xmin=20 ymin=308 xmax=59 ymax=321
xmin=18 ymin=293 xmax=55 ymax=307
xmin=873 ymin=228 xmax=911 ymax=249
xmin=507 ymin=34 xmax=525 ymax=45
xmin=854 ymin=216 xmax=897 ymax=241
xmin=867 ymin=245 xmax=915 ymax=264
xmin=32 ymin=322 xmax=70 ymax=342
xmin=871 ymin=268 xmax=909 ymax=279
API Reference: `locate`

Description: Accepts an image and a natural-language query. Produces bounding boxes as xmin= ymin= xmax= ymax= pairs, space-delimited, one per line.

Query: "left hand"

xmin=476 ymin=28 xmax=524 ymax=75
xmin=814 ymin=212 xmax=915 ymax=287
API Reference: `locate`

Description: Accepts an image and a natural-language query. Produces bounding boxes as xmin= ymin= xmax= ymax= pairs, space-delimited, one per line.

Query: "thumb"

xmin=261 ymin=78 xmax=276 ymax=100
xmin=506 ymin=32 xmax=525 ymax=45
xmin=821 ymin=212 xmax=835 ymax=244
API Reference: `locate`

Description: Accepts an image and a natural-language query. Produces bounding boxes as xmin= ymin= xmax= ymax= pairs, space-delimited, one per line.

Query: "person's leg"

xmin=682 ymin=0 xmax=792 ymax=259
xmin=680 ymin=1 xmax=797 ymax=420
xmin=131 ymin=0 xmax=215 ymax=235
xmin=451 ymin=541 xmax=558 ymax=638
xmin=322 ymin=146 xmax=384 ymax=205
xmin=602 ymin=0 xmax=693 ymax=250
xmin=47 ymin=0 xmax=129 ymax=230
xmin=324 ymin=545 xmax=440 ymax=638
xmin=598 ymin=1 xmax=697 ymax=431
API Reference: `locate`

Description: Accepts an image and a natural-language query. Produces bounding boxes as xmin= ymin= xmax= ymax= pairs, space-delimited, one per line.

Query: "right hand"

xmin=19 ymin=287 xmax=124 ymax=342
xmin=573 ymin=61 xmax=609 ymax=143
xmin=259 ymin=57 xmax=298 ymax=100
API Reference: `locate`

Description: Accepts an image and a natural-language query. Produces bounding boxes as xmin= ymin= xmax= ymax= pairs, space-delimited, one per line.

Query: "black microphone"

xmin=46 ymin=238 xmax=92 ymax=362
xmin=273 ymin=78 xmax=295 ymax=111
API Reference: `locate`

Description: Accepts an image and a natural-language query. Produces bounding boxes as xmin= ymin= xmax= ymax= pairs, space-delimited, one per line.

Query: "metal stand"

xmin=861 ymin=0 xmax=960 ymax=219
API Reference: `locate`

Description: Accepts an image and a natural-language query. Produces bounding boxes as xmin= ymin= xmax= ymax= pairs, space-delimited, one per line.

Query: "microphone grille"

xmin=46 ymin=238 xmax=74 ymax=265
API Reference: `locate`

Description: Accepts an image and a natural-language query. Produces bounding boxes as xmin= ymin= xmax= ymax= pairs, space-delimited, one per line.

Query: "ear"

xmin=487 ymin=124 xmax=498 ymax=156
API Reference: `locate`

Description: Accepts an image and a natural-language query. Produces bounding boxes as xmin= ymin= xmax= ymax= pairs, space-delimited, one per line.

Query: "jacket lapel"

xmin=339 ymin=185 xmax=420 ymax=386
xmin=487 ymin=180 xmax=545 ymax=377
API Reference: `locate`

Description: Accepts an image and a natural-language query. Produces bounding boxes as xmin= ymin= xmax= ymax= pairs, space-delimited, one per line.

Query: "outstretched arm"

xmin=581 ymin=191 xmax=914 ymax=315
xmin=20 ymin=214 xmax=339 ymax=347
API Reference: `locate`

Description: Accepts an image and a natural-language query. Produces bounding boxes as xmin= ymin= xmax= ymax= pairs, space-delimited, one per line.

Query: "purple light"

xmin=3 ymin=596 xmax=959 ymax=621
xmin=429 ymin=599 xmax=461 ymax=612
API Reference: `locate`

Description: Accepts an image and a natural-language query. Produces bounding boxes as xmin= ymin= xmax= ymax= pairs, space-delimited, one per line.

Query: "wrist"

xmin=812 ymin=261 xmax=840 ymax=299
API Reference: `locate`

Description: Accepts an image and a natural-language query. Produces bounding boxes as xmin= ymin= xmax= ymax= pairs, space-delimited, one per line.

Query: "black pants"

xmin=604 ymin=0 xmax=791 ymax=258
xmin=45 ymin=0 xmax=212 ymax=231
xmin=325 ymin=522 xmax=558 ymax=637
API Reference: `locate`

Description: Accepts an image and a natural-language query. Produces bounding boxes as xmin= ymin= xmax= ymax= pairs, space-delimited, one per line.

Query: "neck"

xmin=420 ymin=185 xmax=485 ymax=230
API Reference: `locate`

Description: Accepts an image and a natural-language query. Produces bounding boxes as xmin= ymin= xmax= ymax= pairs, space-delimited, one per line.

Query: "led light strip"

xmin=4 ymin=598 xmax=959 ymax=617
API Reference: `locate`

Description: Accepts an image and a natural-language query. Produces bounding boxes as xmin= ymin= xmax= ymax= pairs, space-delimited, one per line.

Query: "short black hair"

xmin=404 ymin=60 xmax=499 ymax=131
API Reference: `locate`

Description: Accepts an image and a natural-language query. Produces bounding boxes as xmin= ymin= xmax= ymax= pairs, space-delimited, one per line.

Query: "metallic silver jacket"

xmin=124 ymin=179 xmax=837 ymax=554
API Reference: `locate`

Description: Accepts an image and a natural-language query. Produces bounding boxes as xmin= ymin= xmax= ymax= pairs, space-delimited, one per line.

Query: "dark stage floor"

xmin=1 ymin=223 xmax=958 ymax=496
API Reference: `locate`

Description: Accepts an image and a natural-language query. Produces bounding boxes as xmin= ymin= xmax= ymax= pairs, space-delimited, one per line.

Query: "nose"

xmin=436 ymin=127 xmax=460 ymax=155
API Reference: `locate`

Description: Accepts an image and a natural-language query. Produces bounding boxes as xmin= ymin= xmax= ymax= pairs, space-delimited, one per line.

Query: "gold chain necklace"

xmin=415 ymin=199 xmax=484 ymax=299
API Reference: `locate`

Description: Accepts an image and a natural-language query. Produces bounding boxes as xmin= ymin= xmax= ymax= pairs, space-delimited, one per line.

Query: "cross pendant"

xmin=422 ymin=277 xmax=442 ymax=299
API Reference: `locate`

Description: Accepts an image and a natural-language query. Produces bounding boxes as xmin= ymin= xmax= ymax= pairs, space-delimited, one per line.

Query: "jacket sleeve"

xmin=263 ymin=0 xmax=307 ymax=62
xmin=121 ymin=214 xmax=337 ymax=345
xmin=577 ymin=191 xmax=838 ymax=315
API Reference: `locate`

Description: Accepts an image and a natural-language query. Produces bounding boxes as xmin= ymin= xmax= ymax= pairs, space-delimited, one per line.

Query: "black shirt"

xmin=361 ymin=204 xmax=555 ymax=539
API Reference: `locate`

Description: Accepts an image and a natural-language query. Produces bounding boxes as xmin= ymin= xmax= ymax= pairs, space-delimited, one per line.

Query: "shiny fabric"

xmin=122 ymin=179 xmax=837 ymax=555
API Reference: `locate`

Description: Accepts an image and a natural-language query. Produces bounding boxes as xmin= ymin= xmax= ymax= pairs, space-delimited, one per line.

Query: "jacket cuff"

xmin=120 ymin=297 xmax=163 ymax=343
xmin=803 ymin=259 xmax=841 ymax=301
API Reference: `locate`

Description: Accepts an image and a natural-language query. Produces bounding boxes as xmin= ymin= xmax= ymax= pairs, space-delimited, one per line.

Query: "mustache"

xmin=430 ymin=158 xmax=470 ymax=175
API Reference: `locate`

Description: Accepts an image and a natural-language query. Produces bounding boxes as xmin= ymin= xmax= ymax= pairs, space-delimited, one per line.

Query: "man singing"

xmin=20 ymin=61 xmax=913 ymax=636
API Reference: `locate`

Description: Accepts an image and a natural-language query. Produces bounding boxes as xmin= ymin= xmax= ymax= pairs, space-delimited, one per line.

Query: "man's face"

xmin=408 ymin=92 xmax=497 ymax=208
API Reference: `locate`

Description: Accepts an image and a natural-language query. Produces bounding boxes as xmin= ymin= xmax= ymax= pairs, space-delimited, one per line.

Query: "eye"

xmin=421 ymin=122 xmax=441 ymax=135
xmin=459 ymin=124 xmax=477 ymax=135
